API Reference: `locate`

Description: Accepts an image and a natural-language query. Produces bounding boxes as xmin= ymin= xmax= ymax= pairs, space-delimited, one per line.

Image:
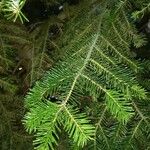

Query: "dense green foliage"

xmin=0 ymin=0 xmax=150 ymax=150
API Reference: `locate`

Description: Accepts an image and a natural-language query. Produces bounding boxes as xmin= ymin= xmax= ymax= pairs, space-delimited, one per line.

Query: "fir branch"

xmin=23 ymin=0 xmax=149 ymax=149
xmin=94 ymin=107 xmax=110 ymax=150
xmin=63 ymin=105 xmax=95 ymax=147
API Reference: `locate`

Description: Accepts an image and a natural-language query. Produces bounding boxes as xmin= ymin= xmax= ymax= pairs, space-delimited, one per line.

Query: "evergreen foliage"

xmin=0 ymin=18 xmax=33 ymax=150
xmin=0 ymin=0 xmax=28 ymax=23
xmin=0 ymin=0 xmax=150 ymax=150
xmin=23 ymin=0 xmax=150 ymax=149
xmin=0 ymin=1 xmax=56 ymax=149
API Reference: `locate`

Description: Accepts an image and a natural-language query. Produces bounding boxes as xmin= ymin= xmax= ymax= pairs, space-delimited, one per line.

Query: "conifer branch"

xmin=22 ymin=0 xmax=149 ymax=149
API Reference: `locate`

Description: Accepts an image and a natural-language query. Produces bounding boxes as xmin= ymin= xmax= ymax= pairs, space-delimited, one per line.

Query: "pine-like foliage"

xmin=23 ymin=0 xmax=150 ymax=149
xmin=0 ymin=18 xmax=34 ymax=149
xmin=0 ymin=0 xmax=80 ymax=148
xmin=0 ymin=3 xmax=54 ymax=149
xmin=0 ymin=0 xmax=28 ymax=23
